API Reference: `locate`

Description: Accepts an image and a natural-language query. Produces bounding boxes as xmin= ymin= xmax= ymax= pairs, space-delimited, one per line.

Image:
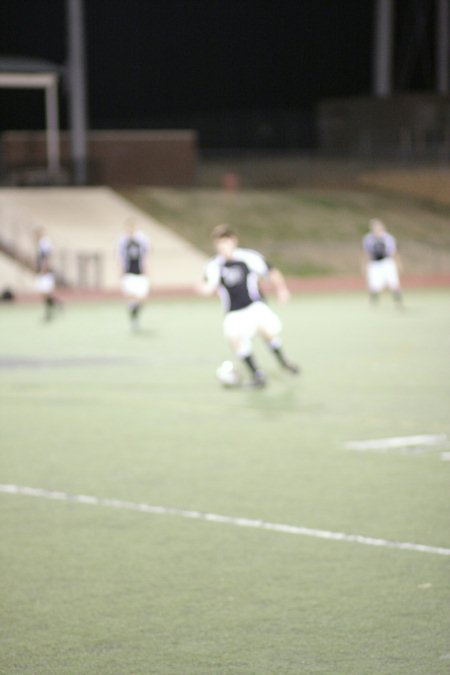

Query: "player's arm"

xmin=118 ymin=256 xmax=124 ymax=277
xmin=117 ymin=238 xmax=126 ymax=277
xmin=140 ymin=245 xmax=151 ymax=276
xmin=245 ymin=250 xmax=290 ymax=303
xmin=361 ymin=238 xmax=371 ymax=273
xmin=197 ymin=261 xmax=219 ymax=296
xmin=387 ymin=236 xmax=402 ymax=273
xmin=140 ymin=236 xmax=151 ymax=276
xmin=197 ymin=278 xmax=217 ymax=296
xmin=393 ymin=249 xmax=402 ymax=273
xmin=268 ymin=267 xmax=290 ymax=303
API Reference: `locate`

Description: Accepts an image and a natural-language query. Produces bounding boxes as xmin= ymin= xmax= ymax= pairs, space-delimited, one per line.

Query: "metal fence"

xmin=0 ymin=201 xmax=104 ymax=289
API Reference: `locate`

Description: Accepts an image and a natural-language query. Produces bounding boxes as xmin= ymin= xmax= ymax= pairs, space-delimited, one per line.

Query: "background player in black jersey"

xmin=362 ymin=219 xmax=403 ymax=307
xmin=118 ymin=219 xmax=151 ymax=331
xmin=34 ymin=226 xmax=62 ymax=321
xmin=199 ymin=224 xmax=299 ymax=387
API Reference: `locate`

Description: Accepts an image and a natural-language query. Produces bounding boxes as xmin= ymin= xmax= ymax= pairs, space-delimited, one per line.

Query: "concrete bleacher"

xmin=0 ymin=187 xmax=208 ymax=293
xmin=0 ymin=251 xmax=36 ymax=293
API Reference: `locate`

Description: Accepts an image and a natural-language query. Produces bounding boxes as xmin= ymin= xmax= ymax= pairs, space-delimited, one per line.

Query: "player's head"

xmin=212 ymin=224 xmax=238 ymax=258
xmin=370 ymin=218 xmax=386 ymax=237
xmin=125 ymin=217 xmax=138 ymax=236
xmin=34 ymin=225 xmax=46 ymax=240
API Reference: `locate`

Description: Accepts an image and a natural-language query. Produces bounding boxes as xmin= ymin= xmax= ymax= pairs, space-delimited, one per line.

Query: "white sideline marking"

xmin=1 ymin=484 xmax=450 ymax=557
xmin=345 ymin=433 xmax=448 ymax=452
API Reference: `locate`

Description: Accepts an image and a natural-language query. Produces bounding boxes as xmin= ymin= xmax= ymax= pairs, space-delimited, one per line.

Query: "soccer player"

xmin=362 ymin=219 xmax=403 ymax=307
xmin=118 ymin=219 xmax=151 ymax=331
xmin=34 ymin=226 xmax=61 ymax=321
xmin=199 ymin=224 xmax=299 ymax=387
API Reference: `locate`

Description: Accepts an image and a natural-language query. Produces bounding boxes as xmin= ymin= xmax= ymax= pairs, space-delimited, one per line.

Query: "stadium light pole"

xmin=66 ymin=0 xmax=88 ymax=185
xmin=436 ymin=0 xmax=450 ymax=94
xmin=373 ymin=0 xmax=394 ymax=97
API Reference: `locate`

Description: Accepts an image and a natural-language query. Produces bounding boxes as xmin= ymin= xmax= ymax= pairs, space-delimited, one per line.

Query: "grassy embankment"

xmin=122 ymin=187 xmax=450 ymax=277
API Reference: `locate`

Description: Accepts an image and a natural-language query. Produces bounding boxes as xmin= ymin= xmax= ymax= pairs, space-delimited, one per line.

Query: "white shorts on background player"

xmin=367 ymin=258 xmax=400 ymax=293
xmin=224 ymin=301 xmax=282 ymax=342
xmin=121 ymin=274 xmax=150 ymax=299
xmin=36 ymin=273 xmax=55 ymax=294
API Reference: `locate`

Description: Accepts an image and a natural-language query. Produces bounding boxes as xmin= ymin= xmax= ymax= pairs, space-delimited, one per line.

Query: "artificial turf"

xmin=1 ymin=291 xmax=449 ymax=674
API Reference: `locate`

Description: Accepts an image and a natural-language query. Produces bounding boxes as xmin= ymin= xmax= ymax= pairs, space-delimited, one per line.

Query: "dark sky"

xmin=0 ymin=1 xmax=436 ymax=147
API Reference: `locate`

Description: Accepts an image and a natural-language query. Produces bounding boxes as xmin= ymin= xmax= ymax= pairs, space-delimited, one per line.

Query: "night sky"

xmin=0 ymin=1 xmax=436 ymax=148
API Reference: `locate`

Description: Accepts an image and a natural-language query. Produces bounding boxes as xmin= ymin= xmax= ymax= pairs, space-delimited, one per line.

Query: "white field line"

xmin=1 ymin=483 xmax=450 ymax=557
xmin=344 ymin=433 xmax=448 ymax=452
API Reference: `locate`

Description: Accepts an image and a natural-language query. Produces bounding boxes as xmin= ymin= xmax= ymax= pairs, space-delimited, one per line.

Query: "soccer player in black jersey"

xmin=362 ymin=219 xmax=403 ymax=306
xmin=34 ymin=226 xmax=61 ymax=321
xmin=199 ymin=224 xmax=299 ymax=387
xmin=118 ymin=219 xmax=151 ymax=331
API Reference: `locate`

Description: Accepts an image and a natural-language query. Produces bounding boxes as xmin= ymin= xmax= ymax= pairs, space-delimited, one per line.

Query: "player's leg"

xmin=44 ymin=293 xmax=56 ymax=321
xmin=122 ymin=274 xmax=150 ymax=330
xmin=224 ymin=309 xmax=266 ymax=386
xmin=37 ymin=273 xmax=58 ymax=321
xmin=121 ymin=274 xmax=138 ymax=329
xmin=367 ymin=262 xmax=382 ymax=304
xmin=46 ymin=291 xmax=63 ymax=319
xmin=256 ymin=303 xmax=299 ymax=374
xmin=385 ymin=260 xmax=403 ymax=307
xmin=267 ymin=335 xmax=299 ymax=373
xmin=128 ymin=297 xmax=141 ymax=329
xmin=392 ymin=289 xmax=403 ymax=306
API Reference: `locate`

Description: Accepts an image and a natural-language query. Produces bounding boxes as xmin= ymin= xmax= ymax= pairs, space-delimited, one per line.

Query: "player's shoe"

xmin=282 ymin=361 xmax=300 ymax=375
xmin=250 ymin=370 xmax=267 ymax=388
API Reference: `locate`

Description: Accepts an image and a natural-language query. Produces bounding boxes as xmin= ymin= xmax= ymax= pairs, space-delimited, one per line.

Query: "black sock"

xmin=270 ymin=345 xmax=299 ymax=373
xmin=129 ymin=304 xmax=140 ymax=319
xmin=45 ymin=296 xmax=54 ymax=319
xmin=271 ymin=346 xmax=289 ymax=368
xmin=242 ymin=354 xmax=260 ymax=375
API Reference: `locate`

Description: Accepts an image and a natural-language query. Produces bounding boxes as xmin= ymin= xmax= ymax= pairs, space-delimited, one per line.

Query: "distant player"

xmin=199 ymin=224 xmax=299 ymax=387
xmin=34 ymin=226 xmax=61 ymax=321
xmin=118 ymin=219 xmax=151 ymax=331
xmin=363 ymin=219 xmax=403 ymax=307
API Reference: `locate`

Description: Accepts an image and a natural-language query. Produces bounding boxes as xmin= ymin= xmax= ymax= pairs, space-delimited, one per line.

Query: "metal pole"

xmin=45 ymin=76 xmax=61 ymax=174
xmin=436 ymin=0 xmax=449 ymax=94
xmin=66 ymin=0 xmax=88 ymax=184
xmin=373 ymin=0 xmax=394 ymax=97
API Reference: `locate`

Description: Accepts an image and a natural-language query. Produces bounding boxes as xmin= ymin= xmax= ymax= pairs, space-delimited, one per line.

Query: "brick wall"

xmin=1 ymin=130 xmax=197 ymax=186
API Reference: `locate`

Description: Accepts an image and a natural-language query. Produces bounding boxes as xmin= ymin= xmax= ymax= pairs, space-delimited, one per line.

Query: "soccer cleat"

xmin=251 ymin=370 xmax=267 ymax=388
xmin=282 ymin=361 xmax=300 ymax=375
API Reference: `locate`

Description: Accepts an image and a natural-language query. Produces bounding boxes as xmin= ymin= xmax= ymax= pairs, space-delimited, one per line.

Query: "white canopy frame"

xmin=0 ymin=70 xmax=61 ymax=174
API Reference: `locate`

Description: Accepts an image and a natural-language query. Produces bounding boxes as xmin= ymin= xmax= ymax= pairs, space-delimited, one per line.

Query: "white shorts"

xmin=367 ymin=259 xmax=400 ymax=293
xmin=121 ymin=274 xmax=150 ymax=299
xmin=36 ymin=273 xmax=55 ymax=294
xmin=224 ymin=301 xmax=282 ymax=342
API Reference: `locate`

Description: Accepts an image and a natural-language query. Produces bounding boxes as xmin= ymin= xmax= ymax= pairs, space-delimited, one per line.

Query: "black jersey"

xmin=118 ymin=231 xmax=150 ymax=275
xmin=363 ymin=232 xmax=396 ymax=261
xmin=204 ymin=248 xmax=270 ymax=312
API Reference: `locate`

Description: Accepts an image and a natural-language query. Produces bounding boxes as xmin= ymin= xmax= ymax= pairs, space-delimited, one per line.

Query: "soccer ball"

xmin=216 ymin=360 xmax=241 ymax=387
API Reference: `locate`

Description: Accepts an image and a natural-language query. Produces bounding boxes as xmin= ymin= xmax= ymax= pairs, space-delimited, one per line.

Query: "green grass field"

xmin=1 ymin=290 xmax=449 ymax=674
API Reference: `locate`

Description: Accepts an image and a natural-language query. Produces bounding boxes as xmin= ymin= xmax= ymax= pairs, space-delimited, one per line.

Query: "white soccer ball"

xmin=216 ymin=360 xmax=241 ymax=387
